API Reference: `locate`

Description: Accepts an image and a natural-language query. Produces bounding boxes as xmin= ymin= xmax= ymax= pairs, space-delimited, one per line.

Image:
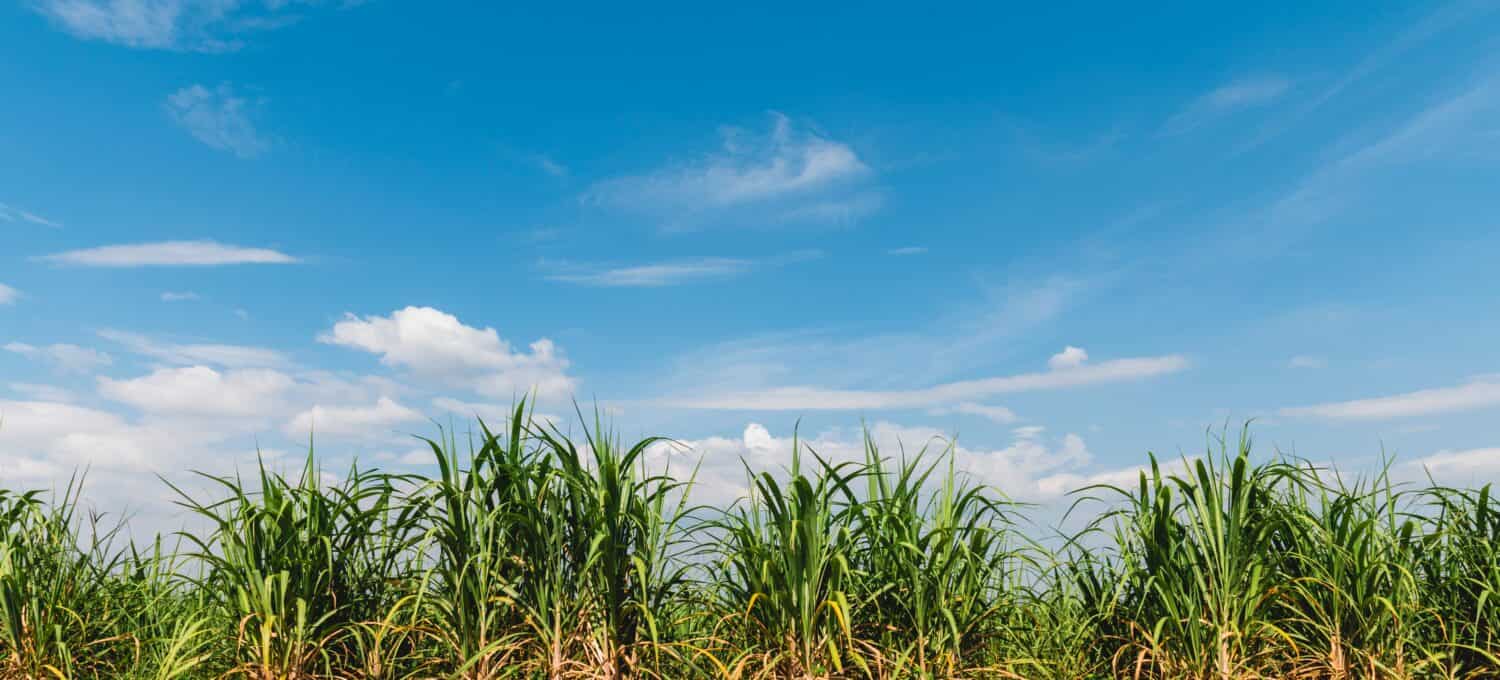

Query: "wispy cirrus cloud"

xmin=887 ymin=246 xmax=927 ymax=256
xmin=1163 ymin=75 xmax=1291 ymax=135
xmin=1235 ymin=1 xmax=1490 ymax=153
xmin=544 ymin=250 xmax=820 ymax=288
xmin=1289 ymin=355 xmax=1327 ymax=369
xmin=166 ymin=83 xmax=270 ymax=158
xmin=535 ymin=155 xmax=568 ymax=177
xmin=653 ymin=275 xmax=1100 ymax=407
xmin=0 ymin=284 xmax=18 ymax=305
xmin=585 ymin=112 xmax=878 ymax=230
xmin=36 ymin=240 xmax=298 ymax=267
xmin=928 ymin=402 xmax=1019 ymax=424
xmin=1281 ymin=376 xmax=1500 ymax=420
xmin=99 ymin=329 xmax=290 ymax=368
xmin=548 ymin=257 xmax=752 ymax=287
xmin=659 ymin=347 xmax=1188 ymax=411
xmin=4 ymin=342 xmax=113 ymax=373
xmin=0 ymin=202 xmax=61 ymax=227
xmin=30 ymin=0 xmax=359 ymax=52
xmin=1194 ymin=71 xmax=1500 ymax=262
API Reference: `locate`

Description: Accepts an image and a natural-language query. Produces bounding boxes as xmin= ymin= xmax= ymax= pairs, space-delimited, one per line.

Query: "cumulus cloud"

xmin=37 ymin=240 xmax=298 ymax=267
xmin=7 ymin=383 xmax=77 ymax=402
xmin=165 ymin=83 xmax=270 ymax=157
xmin=1401 ymin=447 xmax=1500 ymax=484
xmin=1047 ymin=346 xmax=1089 ymax=370
xmin=284 ymin=397 xmax=424 ymax=438
xmin=0 ymin=394 xmax=296 ymax=536
xmin=319 ymin=306 xmax=577 ymax=401
xmin=0 ymin=395 xmax=270 ymax=512
xmin=4 ymin=342 xmax=113 ymax=373
xmin=643 ymin=420 xmax=1126 ymax=505
xmin=0 ymin=308 xmax=568 ymax=530
xmin=99 ymin=366 xmax=294 ymax=417
xmin=0 ymin=400 xmax=140 ymax=476
xmin=431 ymin=396 xmax=562 ymax=432
xmin=3 ymin=362 xmax=415 ymax=522
xmin=0 ymin=284 xmax=18 ymax=305
xmin=585 ymin=112 xmax=878 ymax=229
xmin=1281 ymin=376 xmax=1500 ymax=420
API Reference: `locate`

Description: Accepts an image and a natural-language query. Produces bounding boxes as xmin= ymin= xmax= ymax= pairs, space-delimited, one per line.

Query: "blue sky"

xmin=3 ymin=0 xmax=1500 ymax=520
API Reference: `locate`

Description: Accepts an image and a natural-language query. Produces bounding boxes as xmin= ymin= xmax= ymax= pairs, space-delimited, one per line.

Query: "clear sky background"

xmin=3 ymin=0 xmax=1500 ymax=524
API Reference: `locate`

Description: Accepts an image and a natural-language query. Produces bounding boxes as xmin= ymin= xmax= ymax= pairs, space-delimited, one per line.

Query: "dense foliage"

xmin=1 ymin=407 xmax=1495 ymax=679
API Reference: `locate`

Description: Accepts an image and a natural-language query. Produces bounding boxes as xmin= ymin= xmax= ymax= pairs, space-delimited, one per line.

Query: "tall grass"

xmin=0 ymin=417 xmax=1496 ymax=679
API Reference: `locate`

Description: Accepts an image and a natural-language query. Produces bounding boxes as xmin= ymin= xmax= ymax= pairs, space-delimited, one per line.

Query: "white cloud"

xmin=0 ymin=284 xmax=17 ymax=305
xmin=775 ymin=192 xmax=883 ymax=224
xmin=161 ymin=291 xmax=201 ymax=302
xmin=1281 ymin=376 xmax=1500 ymax=420
xmin=585 ymin=112 xmax=876 ymax=229
xmin=887 ymin=246 xmax=927 ymax=256
xmin=660 ymin=353 xmax=1188 ymax=411
xmin=397 ymin=447 xmax=436 ymax=465
xmin=37 ymin=240 xmax=298 ymax=267
xmin=1047 ymin=346 xmax=1089 ymax=370
xmin=1289 ymin=355 xmax=1327 ymax=369
xmin=431 ymin=396 xmax=561 ymax=431
xmin=545 ymin=250 xmax=820 ymax=288
xmin=30 ymin=0 xmax=348 ymax=52
xmin=0 ymin=202 xmax=61 ymax=227
xmin=0 ymin=316 xmax=511 ymax=529
xmin=0 ymin=395 xmax=286 ymax=533
xmin=536 ymin=155 xmax=568 ymax=177
xmin=1401 ymin=447 xmax=1500 ymax=485
xmin=166 ymin=83 xmax=269 ymax=157
xmin=655 ymin=276 xmax=1095 ymax=406
xmin=319 ymin=306 xmax=577 ymax=401
xmin=7 ymin=383 xmax=76 ymax=402
xmin=645 ymin=420 xmax=1109 ymax=505
xmin=4 ymin=342 xmax=113 ymax=373
xmin=929 ymin=402 xmax=1019 ymax=424
xmin=34 ymin=0 xmax=237 ymax=51
xmin=431 ymin=396 xmax=515 ymax=425
xmin=284 ymin=397 xmax=424 ymax=438
xmin=1257 ymin=75 xmax=1500 ymax=238
xmin=0 ymin=396 xmax=262 ymax=494
xmin=99 ymin=329 xmax=288 ymax=368
xmin=1164 ymin=75 xmax=1291 ymax=135
xmin=0 ymin=399 xmax=138 ymax=475
xmin=99 ymin=366 xmax=294 ymax=417
xmin=547 ymin=257 xmax=753 ymax=287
